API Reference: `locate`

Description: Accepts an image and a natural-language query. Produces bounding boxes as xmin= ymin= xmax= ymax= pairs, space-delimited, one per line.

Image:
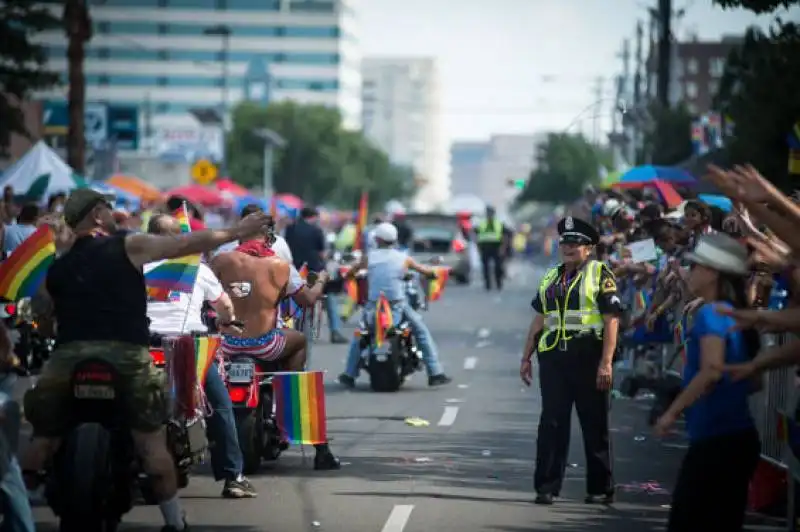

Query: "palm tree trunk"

xmin=63 ymin=0 xmax=92 ymax=174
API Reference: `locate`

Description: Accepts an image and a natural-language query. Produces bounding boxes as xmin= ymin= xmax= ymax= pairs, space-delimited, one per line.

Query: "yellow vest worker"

xmin=519 ymin=215 xmax=622 ymax=506
xmin=475 ymin=206 xmax=509 ymax=291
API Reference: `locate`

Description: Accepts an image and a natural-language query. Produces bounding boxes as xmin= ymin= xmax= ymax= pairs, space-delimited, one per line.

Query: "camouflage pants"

xmin=24 ymin=341 xmax=168 ymax=437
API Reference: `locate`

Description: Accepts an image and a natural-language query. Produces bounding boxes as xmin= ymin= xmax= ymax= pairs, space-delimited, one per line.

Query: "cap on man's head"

xmin=557 ymin=216 xmax=599 ymax=245
xmin=64 ymin=189 xmax=113 ymax=228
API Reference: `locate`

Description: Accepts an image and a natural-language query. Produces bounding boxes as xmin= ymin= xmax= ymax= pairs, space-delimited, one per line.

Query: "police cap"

xmin=558 ymin=216 xmax=599 ymax=245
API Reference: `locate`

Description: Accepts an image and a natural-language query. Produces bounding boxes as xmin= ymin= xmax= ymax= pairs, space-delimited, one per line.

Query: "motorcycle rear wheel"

xmin=235 ymin=406 xmax=265 ymax=475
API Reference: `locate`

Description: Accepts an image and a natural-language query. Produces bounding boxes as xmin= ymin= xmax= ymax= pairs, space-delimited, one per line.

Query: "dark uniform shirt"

xmin=532 ymin=262 xmax=623 ymax=345
xmin=284 ymin=219 xmax=326 ymax=272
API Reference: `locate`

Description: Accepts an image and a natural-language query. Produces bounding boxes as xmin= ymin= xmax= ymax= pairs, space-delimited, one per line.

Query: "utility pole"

xmin=634 ymin=20 xmax=644 ymax=106
xmin=592 ymin=77 xmax=604 ymax=145
xmin=657 ymin=0 xmax=672 ymax=108
xmin=645 ymin=13 xmax=657 ymax=99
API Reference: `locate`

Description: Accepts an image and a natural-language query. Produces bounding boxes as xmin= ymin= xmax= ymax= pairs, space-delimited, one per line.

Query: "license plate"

xmin=74 ymin=384 xmax=116 ymax=400
xmin=227 ymin=363 xmax=254 ymax=383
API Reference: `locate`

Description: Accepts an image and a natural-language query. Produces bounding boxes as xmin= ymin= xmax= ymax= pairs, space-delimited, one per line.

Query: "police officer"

xmin=475 ymin=206 xmax=510 ymax=291
xmin=520 ymin=216 xmax=622 ymax=506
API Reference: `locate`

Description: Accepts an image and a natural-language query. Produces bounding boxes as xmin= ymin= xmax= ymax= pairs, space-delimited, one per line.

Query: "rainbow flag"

xmin=272 ymin=370 xmax=327 ymax=444
xmin=634 ymin=290 xmax=648 ymax=312
xmin=145 ymin=203 xmax=200 ymax=295
xmin=0 ymin=226 xmax=56 ymax=301
xmin=269 ymin=197 xmax=278 ymax=219
xmin=195 ymin=335 xmax=220 ymax=388
xmin=374 ymin=295 xmax=393 ymax=347
xmin=353 ymin=192 xmax=368 ymax=252
xmin=427 ymin=267 xmax=450 ymax=302
xmin=298 ymin=263 xmax=308 ymax=280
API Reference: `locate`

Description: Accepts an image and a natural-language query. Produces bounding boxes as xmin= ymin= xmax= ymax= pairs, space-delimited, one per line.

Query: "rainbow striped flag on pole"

xmin=272 ymin=371 xmax=327 ymax=444
xmin=145 ymin=203 xmax=201 ymax=298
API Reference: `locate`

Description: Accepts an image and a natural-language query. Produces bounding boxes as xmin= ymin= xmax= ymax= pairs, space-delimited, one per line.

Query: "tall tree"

xmin=63 ymin=0 xmax=92 ymax=173
xmin=713 ymin=0 xmax=798 ymax=12
xmin=714 ymin=21 xmax=800 ymax=190
xmin=517 ymin=133 xmax=608 ymax=204
xmin=0 ymin=0 xmax=60 ymax=155
xmin=643 ymin=102 xmax=694 ymax=166
xmin=227 ymin=101 xmax=412 ymax=208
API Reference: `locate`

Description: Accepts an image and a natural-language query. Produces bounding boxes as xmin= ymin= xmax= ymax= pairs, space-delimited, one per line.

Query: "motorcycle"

xmin=0 ymin=298 xmax=54 ymax=375
xmin=356 ymin=295 xmax=423 ymax=392
xmin=223 ymin=356 xmax=287 ymax=474
xmin=404 ymin=271 xmax=427 ymax=312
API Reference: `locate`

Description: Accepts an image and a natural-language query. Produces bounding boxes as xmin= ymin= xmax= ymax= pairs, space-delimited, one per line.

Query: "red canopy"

xmin=166 ymin=184 xmax=230 ymax=207
xmin=215 ymin=178 xmax=250 ymax=197
xmin=611 ymin=179 xmax=683 ymax=209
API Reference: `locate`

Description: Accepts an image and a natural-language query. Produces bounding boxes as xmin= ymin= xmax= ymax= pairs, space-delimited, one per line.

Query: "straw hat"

xmin=684 ymin=232 xmax=749 ymax=275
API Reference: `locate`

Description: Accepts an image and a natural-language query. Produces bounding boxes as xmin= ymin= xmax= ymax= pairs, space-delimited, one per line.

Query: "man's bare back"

xmin=211 ymin=252 xmax=289 ymax=338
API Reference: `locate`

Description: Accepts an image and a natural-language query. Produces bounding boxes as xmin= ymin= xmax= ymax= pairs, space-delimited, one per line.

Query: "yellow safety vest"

xmin=537 ymin=260 xmax=605 ymax=353
xmin=477 ymin=220 xmax=503 ymax=243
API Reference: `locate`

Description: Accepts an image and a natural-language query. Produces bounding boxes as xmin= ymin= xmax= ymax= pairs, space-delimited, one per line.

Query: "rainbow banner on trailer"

xmin=195 ymin=335 xmax=220 ymax=389
xmin=0 ymin=226 xmax=56 ymax=301
xmin=145 ymin=203 xmax=200 ymax=297
xmin=272 ymin=371 xmax=327 ymax=445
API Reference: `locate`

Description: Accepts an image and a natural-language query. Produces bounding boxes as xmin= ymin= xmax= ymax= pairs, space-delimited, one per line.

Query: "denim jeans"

xmin=325 ymin=293 xmax=343 ymax=334
xmin=344 ymin=301 xmax=443 ymax=378
xmin=0 ymin=374 xmax=34 ymax=532
xmin=204 ymin=361 xmax=244 ymax=481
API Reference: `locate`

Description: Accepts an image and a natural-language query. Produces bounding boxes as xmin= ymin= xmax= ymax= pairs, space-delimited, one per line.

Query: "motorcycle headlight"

xmin=16 ymin=298 xmax=34 ymax=322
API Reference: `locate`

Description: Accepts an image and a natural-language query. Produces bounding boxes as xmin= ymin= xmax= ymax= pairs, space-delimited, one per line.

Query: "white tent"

xmin=0 ymin=141 xmax=85 ymax=200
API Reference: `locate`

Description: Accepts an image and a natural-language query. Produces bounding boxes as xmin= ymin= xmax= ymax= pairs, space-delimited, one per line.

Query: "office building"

xmin=33 ymin=0 xmax=362 ymax=133
xmin=449 ymin=134 xmax=544 ymax=215
xmin=647 ymin=35 xmax=742 ymax=115
xmin=361 ymin=57 xmax=449 ymax=211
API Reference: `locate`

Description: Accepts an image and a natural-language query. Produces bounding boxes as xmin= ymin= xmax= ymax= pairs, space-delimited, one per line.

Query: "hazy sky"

xmin=357 ymin=0 xmax=794 ymax=143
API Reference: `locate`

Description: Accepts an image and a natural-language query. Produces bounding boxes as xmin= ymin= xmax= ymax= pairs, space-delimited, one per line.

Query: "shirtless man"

xmin=210 ymin=214 xmax=340 ymax=470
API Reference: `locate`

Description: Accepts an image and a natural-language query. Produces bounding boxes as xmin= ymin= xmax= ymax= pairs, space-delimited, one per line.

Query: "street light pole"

xmin=204 ymin=24 xmax=231 ymax=177
xmin=254 ymin=129 xmax=286 ymax=197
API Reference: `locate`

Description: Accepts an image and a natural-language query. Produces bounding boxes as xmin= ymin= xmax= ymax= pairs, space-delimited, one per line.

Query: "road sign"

xmin=43 ymin=101 xmax=139 ymax=150
xmin=84 ymin=103 xmax=108 ymax=146
xmin=191 ymin=159 xmax=218 ymax=185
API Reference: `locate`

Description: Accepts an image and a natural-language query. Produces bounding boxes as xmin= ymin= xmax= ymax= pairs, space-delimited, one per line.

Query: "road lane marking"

xmin=438 ymin=406 xmax=459 ymax=426
xmin=381 ymin=504 xmax=414 ymax=532
xmin=464 ymin=357 xmax=478 ymax=370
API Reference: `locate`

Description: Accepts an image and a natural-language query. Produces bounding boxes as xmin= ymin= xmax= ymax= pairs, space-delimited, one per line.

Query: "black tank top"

xmin=46 ymin=232 xmax=149 ymax=346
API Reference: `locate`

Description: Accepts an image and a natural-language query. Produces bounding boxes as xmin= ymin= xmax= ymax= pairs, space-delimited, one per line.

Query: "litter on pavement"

xmin=404 ymin=417 xmax=430 ymax=427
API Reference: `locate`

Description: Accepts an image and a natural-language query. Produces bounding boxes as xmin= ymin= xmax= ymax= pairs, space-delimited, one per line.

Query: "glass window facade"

xmin=84 ymin=75 xmax=338 ymax=91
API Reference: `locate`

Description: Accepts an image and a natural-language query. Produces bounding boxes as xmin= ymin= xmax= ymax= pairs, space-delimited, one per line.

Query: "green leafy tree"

xmin=643 ymin=102 xmax=694 ymax=166
xmin=516 ymin=133 xmax=607 ymax=204
xmin=227 ymin=101 xmax=411 ymax=208
xmin=714 ymin=21 xmax=800 ymax=190
xmin=713 ymin=0 xmax=798 ymax=13
xmin=0 ymin=0 xmax=60 ymax=155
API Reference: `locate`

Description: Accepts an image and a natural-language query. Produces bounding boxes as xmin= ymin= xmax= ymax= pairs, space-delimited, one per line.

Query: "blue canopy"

xmin=233 ymin=196 xmax=298 ymax=217
xmin=698 ymin=194 xmax=732 ymax=212
xmin=619 ymin=165 xmax=696 ymax=184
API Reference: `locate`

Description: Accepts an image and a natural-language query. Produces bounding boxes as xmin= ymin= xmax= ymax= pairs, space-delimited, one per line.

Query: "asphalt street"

xmin=25 ymin=261 xmax=783 ymax=531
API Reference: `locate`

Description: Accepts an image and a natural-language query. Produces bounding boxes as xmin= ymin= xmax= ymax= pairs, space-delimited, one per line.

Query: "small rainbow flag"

xmin=0 ymin=226 xmax=56 ymax=301
xmin=634 ymin=290 xmax=648 ymax=312
xmin=374 ymin=295 xmax=393 ymax=347
xmin=272 ymin=370 xmax=327 ymax=445
xmin=427 ymin=267 xmax=450 ymax=302
xmin=298 ymin=263 xmax=308 ymax=280
xmin=195 ymin=335 xmax=220 ymax=388
xmin=353 ymin=192 xmax=368 ymax=252
xmin=269 ymin=197 xmax=278 ymax=219
xmin=145 ymin=203 xmax=200 ymax=295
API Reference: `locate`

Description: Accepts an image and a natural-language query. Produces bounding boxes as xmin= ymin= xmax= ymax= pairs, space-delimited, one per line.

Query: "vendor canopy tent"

xmin=0 ymin=141 xmax=86 ymax=200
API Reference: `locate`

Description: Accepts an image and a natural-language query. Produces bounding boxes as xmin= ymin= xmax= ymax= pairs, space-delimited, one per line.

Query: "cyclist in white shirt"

xmin=145 ymin=214 xmax=257 ymax=499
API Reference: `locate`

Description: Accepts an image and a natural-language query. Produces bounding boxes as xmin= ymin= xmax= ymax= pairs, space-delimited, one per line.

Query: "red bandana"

xmin=235 ymin=240 xmax=276 ymax=258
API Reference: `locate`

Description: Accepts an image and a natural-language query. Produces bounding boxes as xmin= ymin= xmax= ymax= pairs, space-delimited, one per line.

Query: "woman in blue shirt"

xmin=654 ymin=233 xmax=760 ymax=532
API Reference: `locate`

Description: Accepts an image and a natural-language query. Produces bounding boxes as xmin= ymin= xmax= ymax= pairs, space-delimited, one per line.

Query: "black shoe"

xmin=534 ymin=493 xmax=554 ymax=505
xmin=330 ymin=331 xmax=348 ymax=344
xmin=314 ymin=448 xmax=341 ymax=471
xmin=338 ymin=373 xmax=356 ymax=388
xmin=222 ymin=477 xmax=258 ymax=498
xmin=585 ymin=493 xmax=614 ymax=505
xmin=428 ymin=374 xmax=452 ymax=386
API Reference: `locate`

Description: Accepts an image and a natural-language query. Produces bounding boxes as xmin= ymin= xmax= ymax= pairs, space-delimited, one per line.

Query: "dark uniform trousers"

xmin=534 ymin=338 xmax=613 ymax=496
xmin=478 ymin=243 xmax=504 ymax=290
